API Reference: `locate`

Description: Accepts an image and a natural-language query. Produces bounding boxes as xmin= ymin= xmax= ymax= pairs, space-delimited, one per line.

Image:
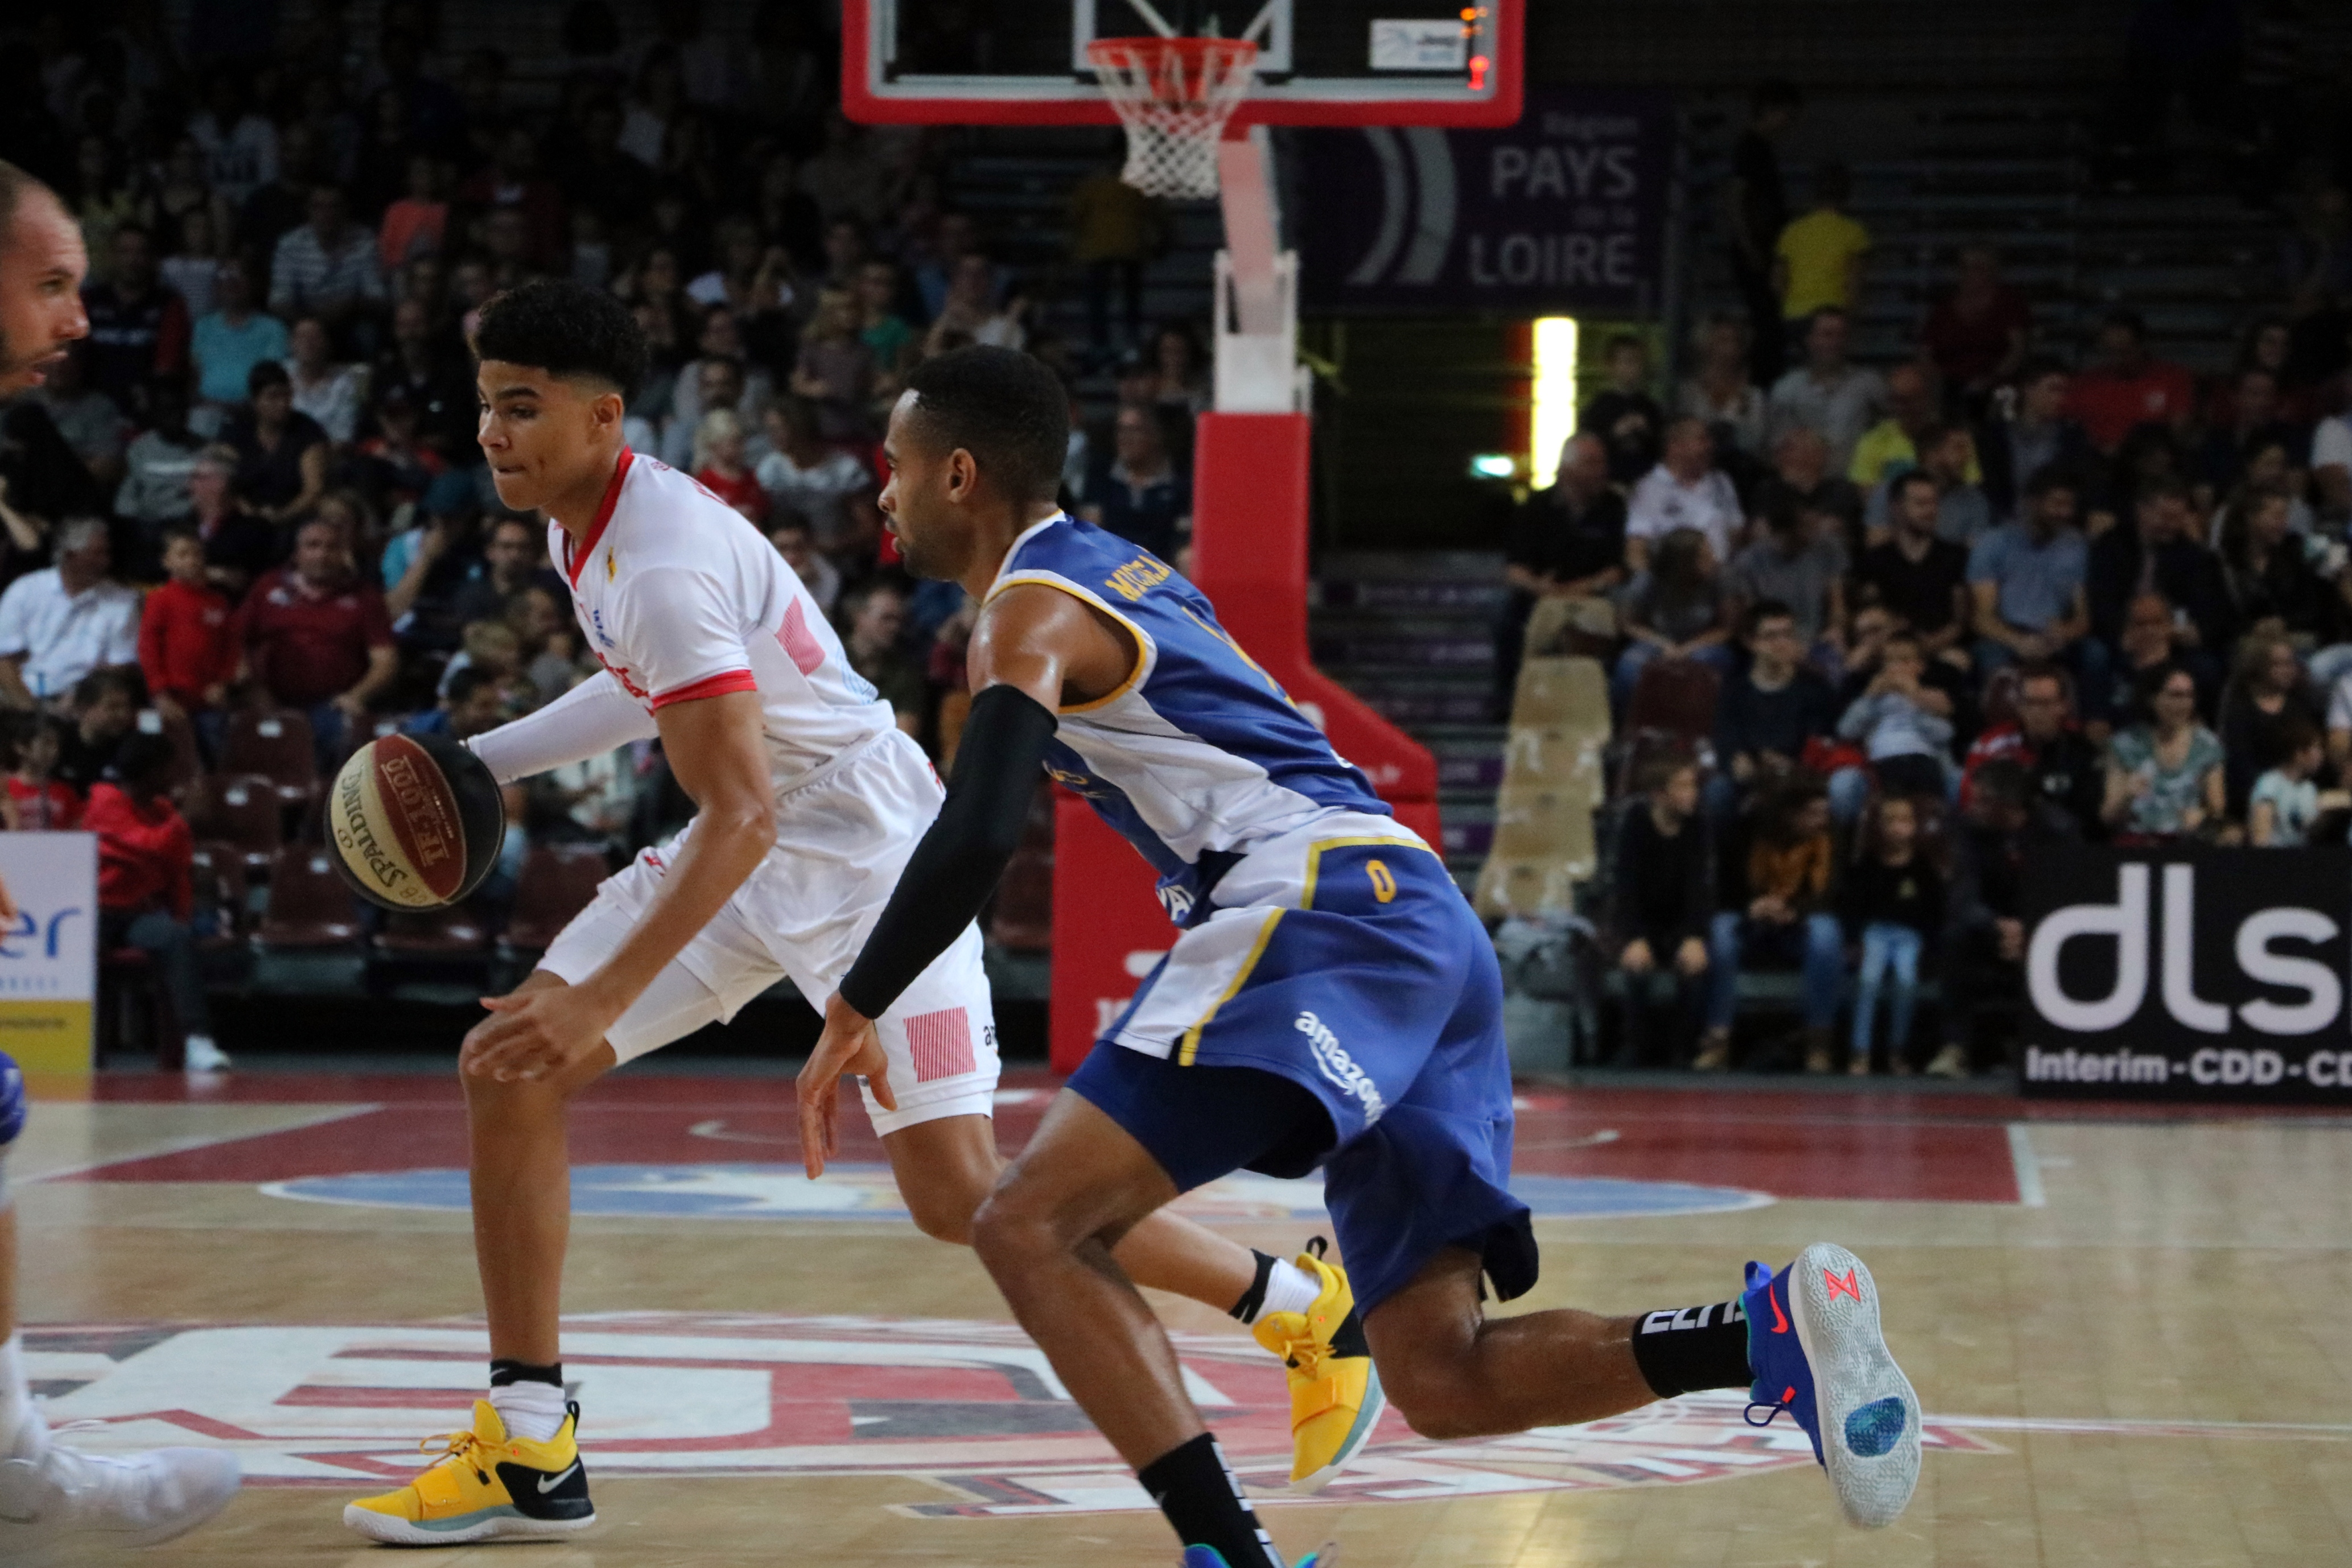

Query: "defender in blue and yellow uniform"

xmin=802 ymin=348 xmax=1922 ymax=1568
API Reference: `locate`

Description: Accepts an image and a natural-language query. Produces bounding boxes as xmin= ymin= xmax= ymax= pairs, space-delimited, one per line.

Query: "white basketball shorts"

xmin=539 ymin=728 xmax=999 ymax=1136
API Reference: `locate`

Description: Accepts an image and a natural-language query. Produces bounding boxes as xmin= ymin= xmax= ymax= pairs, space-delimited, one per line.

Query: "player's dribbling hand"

xmin=462 ymin=984 xmax=621 ymax=1083
xmin=797 ymin=992 xmax=895 ymax=1179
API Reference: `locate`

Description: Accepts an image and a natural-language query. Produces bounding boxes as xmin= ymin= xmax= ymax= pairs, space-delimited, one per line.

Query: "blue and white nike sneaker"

xmin=1741 ymin=1241 xmax=1921 ymax=1529
xmin=0 ymin=1050 xmax=24 ymax=1148
xmin=1180 ymin=1546 xmax=1324 ymax=1567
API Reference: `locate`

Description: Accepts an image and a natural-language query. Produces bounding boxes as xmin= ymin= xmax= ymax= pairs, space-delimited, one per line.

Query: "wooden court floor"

xmin=13 ymin=1066 xmax=2352 ymax=1567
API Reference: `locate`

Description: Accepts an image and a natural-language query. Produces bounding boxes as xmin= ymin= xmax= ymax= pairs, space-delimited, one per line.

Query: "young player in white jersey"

xmin=345 ymin=280 xmax=1369 ymax=1546
xmin=0 ymin=159 xmax=243 ymax=1566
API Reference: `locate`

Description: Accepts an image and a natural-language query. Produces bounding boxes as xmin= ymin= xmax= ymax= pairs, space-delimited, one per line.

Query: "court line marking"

xmin=23 ymin=1104 xmax=385 ymax=1184
xmin=2006 ymin=1123 xmax=2048 ymax=1208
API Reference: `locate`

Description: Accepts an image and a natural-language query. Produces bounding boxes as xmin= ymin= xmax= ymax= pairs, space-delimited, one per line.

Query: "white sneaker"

xmin=182 ymin=1036 xmax=231 ymax=1072
xmin=0 ymin=1434 xmax=241 ymax=1563
xmin=1922 ymin=1044 xmax=1969 ymax=1079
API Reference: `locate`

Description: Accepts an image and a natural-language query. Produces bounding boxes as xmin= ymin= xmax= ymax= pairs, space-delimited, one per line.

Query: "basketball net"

xmin=1085 ymin=36 xmax=1259 ymax=200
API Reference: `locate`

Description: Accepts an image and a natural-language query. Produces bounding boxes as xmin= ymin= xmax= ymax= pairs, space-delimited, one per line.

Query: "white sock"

xmin=488 ymin=1380 xmax=569 ymax=1443
xmin=1259 ymin=1258 xmax=1324 ymax=1320
xmin=0 ymin=1333 xmax=45 ymax=1459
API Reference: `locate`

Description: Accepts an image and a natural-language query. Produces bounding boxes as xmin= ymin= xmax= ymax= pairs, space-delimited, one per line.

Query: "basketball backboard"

xmin=841 ymin=0 xmax=1522 ymax=128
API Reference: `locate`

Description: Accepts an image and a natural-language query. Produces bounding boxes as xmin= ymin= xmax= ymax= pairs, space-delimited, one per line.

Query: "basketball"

xmin=325 ymin=733 xmax=506 ymax=911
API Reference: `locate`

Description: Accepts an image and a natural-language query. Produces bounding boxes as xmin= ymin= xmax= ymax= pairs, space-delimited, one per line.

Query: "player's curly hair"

xmin=471 ymin=278 xmax=648 ymax=395
xmin=903 ymin=346 xmax=1070 ymax=506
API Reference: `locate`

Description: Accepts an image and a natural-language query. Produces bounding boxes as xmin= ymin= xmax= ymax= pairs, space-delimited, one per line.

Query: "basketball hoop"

xmin=1085 ymin=35 xmax=1259 ymax=201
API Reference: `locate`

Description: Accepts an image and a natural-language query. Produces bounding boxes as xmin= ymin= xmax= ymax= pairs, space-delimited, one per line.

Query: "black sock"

xmin=489 ymin=1358 xmax=564 ymax=1389
xmin=1228 ymin=1251 xmax=1279 ymax=1324
xmin=1138 ymin=1433 xmax=1282 ymax=1568
xmin=1629 ymin=1297 xmax=1752 ymax=1398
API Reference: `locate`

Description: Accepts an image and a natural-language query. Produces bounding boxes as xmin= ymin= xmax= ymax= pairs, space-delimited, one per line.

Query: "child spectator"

xmin=438 ymin=618 xmax=528 ymax=712
xmin=1841 ymin=794 xmax=1944 ymax=1075
xmin=1577 ymin=332 xmax=1667 ymax=486
xmin=1611 ymin=527 xmax=1733 ymax=712
xmin=405 ymin=664 xmax=510 ymax=741
xmin=694 ymin=408 xmax=768 ymax=522
xmin=1607 ymin=745 xmax=1714 ymax=1066
xmin=1700 ymin=772 xmax=1844 ymax=1072
xmin=5 ymin=714 xmax=81 ymax=830
xmin=2248 ymin=719 xmax=2345 ymax=847
xmin=85 ymin=733 xmax=227 ymax=1071
xmin=1831 ymin=632 xmax=1954 ymax=822
xmin=138 ymin=527 xmax=238 ymax=742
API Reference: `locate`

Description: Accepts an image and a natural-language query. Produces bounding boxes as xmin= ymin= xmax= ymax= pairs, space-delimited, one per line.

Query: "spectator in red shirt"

xmin=2065 ymin=308 xmax=2196 ymax=453
xmin=3 ymin=714 xmax=80 ymax=830
xmin=86 ymin=733 xmax=226 ymax=1070
xmin=1921 ymin=244 xmax=2030 ymax=413
xmin=236 ymin=516 xmax=398 ymax=769
xmin=693 ymin=407 xmax=769 ymax=522
xmin=138 ymin=528 xmax=237 ymax=748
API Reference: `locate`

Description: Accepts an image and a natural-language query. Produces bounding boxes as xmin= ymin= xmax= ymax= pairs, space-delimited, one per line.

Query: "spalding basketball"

xmin=326 ymin=733 xmax=506 ymax=910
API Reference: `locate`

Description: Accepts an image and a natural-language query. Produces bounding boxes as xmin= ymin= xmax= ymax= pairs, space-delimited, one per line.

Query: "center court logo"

xmin=1295 ymin=1010 xmax=1385 ymax=1124
xmin=20 ymin=1315 xmax=2002 ymax=1508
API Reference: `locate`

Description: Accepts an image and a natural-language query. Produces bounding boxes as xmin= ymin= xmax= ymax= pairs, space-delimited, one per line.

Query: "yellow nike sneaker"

xmin=1251 ymin=1239 xmax=1386 ymax=1492
xmin=342 ymin=1400 xmax=595 ymax=1545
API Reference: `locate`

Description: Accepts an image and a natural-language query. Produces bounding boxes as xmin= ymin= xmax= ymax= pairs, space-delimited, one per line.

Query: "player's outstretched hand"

xmin=797 ymin=992 xmax=895 ymax=1179
xmin=462 ymin=984 xmax=620 ymax=1083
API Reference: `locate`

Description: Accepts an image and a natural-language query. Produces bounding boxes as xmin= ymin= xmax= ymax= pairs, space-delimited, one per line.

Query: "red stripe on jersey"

xmin=648 ymin=669 xmax=757 ymax=709
xmin=565 ymin=447 xmax=636 ymax=586
xmin=778 ymin=598 xmax=825 ymax=675
xmin=905 ymin=1007 xmax=975 ymax=1083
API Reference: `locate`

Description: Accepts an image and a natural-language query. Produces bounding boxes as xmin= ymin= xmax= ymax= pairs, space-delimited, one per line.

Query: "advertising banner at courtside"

xmin=2020 ymin=846 xmax=2352 ymax=1102
xmin=0 ymin=832 xmax=96 ymax=1075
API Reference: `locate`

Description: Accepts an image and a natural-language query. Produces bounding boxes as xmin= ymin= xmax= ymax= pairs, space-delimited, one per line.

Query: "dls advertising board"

xmin=0 ymin=832 xmax=97 ymax=1075
xmin=2021 ymin=847 xmax=2352 ymax=1102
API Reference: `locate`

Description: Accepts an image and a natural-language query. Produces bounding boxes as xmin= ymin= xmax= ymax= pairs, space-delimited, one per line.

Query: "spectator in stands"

xmin=379 ymin=153 xmax=450 ymax=274
xmin=160 ymin=207 xmax=225 ymax=330
xmin=138 ymin=526 xmax=236 ymax=742
xmin=5 ymin=713 xmax=78 ymax=829
xmin=54 ymin=668 xmax=141 ymax=794
xmin=1721 ymin=80 xmax=1801 ymax=386
xmin=1842 ymin=793 xmax=1943 ymax=1075
xmin=81 ymin=223 xmax=190 ymax=415
xmin=1773 ymin=160 xmax=1868 ymax=335
xmin=758 ymin=398 xmax=870 ymax=555
xmin=283 ymin=315 xmax=365 ymax=447
xmin=2194 ymin=366 xmax=2304 ymax=505
xmin=448 ymin=516 xmax=555 ymax=629
xmin=2313 ymin=395 xmax=2352 ymax=525
xmin=928 ymin=252 xmax=1031 ymax=354
xmin=459 ymin=126 xmax=567 ymax=274
xmin=237 ymin=516 xmax=398 ymax=769
xmin=1961 ymin=661 xmax=2104 ymax=836
xmin=226 ymin=361 xmax=328 ymax=525
xmin=1868 ymin=421 xmax=1992 ymax=546
xmin=1724 ymin=489 xmax=1846 ymax=658
xmin=114 ymin=376 xmax=204 ymax=543
xmin=769 ymin=517 xmax=841 ymax=618
xmin=2217 ymin=629 xmax=2325 ymax=817
xmin=188 ymin=256 xmax=287 ymax=416
xmin=838 ymin=580 xmax=925 ymax=740
xmin=1935 ymin=757 xmax=2063 ymax=1076
xmin=1700 ymin=771 xmax=1843 ymax=1073
xmin=0 ymin=518 xmax=140 ymax=708
xmin=190 ymin=69 xmax=278 ymax=210
xmin=854 ymin=258 xmax=916 ymax=391
xmin=1678 ymin=313 xmax=1769 ymax=467
xmin=1608 ymin=744 xmax=1714 ymax=1067
xmin=2248 ymin=719 xmax=2344 ymax=847
xmin=2065 ymin=308 xmax=2197 ymax=454
xmin=2218 ymin=484 xmax=2346 ymax=669
xmin=1494 ymin=432 xmax=1624 ymax=715
xmin=693 ymin=408 xmax=768 ymax=522
xmin=2104 ymin=661 xmax=2227 ymax=841
xmin=186 ymin=443 xmax=274 ymax=599
xmin=1710 ymin=599 xmax=1836 ymax=823
xmin=789 ymin=288 xmax=874 ymax=440
xmin=1832 ymin=630 xmax=1955 ymax=822
xmin=269 ymin=183 xmax=388 ymax=337
xmin=1081 ymin=405 xmax=1191 ymax=563
xmin=1970 ymin=465 xmax=2090 ymax=672
xmin=1977 ymin=358 xmax=2093 ymax=523
xmin=1765 ymin=307 xmax=1885 ymax=473
xmin=1921 ymin=244 xmax=2031 ymax=412
xmin=1148 ymin=325 xmax=1212 ymax=418
xmin=1856 ymin=472 xmax=1971 ymax=667
xmin=1759 ymin=426 xmax=1863 ymax=552
xmin=86 ymin=732 xmax=227 ymax=1071
xmin=1068 ymin=155 xmax=1164 ymax=350
xmin=2086 ymin=477 xmax=2233 ymax=688
xmin=1625 ymin=417 xmax=1742 ymax=571
xmin=1612 ymin=526 xmax=1733 ymax=711
xmin=1578 ymin=333 xmax=1666 ymax=486
xmin=35 ymin=343 xmax=128 ymax=491
xmin=1850 ymin=364 xmax=1951 ymax=492
xmin=405 ymin=663 xmax=510 ymax=741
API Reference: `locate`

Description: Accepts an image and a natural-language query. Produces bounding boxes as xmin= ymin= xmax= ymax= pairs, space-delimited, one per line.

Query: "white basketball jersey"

xmin=553 ymin=448 xmax=893 ymax=789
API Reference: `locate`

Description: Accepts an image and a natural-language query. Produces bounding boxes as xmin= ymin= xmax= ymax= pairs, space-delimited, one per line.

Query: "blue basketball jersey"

xmin=988 ymin=515 xmax=1393 ymax=921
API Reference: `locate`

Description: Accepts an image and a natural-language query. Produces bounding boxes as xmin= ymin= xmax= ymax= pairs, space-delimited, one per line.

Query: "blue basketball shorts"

xmin=1069 ymin=832 xmax=1534 ymax=1317
xmin=0 ymin=1050 xmax=22 ymax=1148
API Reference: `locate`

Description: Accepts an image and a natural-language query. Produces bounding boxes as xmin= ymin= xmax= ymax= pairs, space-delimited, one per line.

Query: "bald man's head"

xmin=0 ymin=162 xmax=88 ymax=394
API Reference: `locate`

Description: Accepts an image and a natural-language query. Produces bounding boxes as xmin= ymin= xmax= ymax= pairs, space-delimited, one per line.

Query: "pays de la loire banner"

xmin=2021 ymin=847 xmax=2352 ymax=1102
xmin=1295 ymin=88 xmax=1675 ymax=315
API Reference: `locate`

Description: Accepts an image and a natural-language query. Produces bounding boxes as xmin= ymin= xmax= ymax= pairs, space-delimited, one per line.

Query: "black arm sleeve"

xmin=836 ymin=684 xmax=1060 ymax=1020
